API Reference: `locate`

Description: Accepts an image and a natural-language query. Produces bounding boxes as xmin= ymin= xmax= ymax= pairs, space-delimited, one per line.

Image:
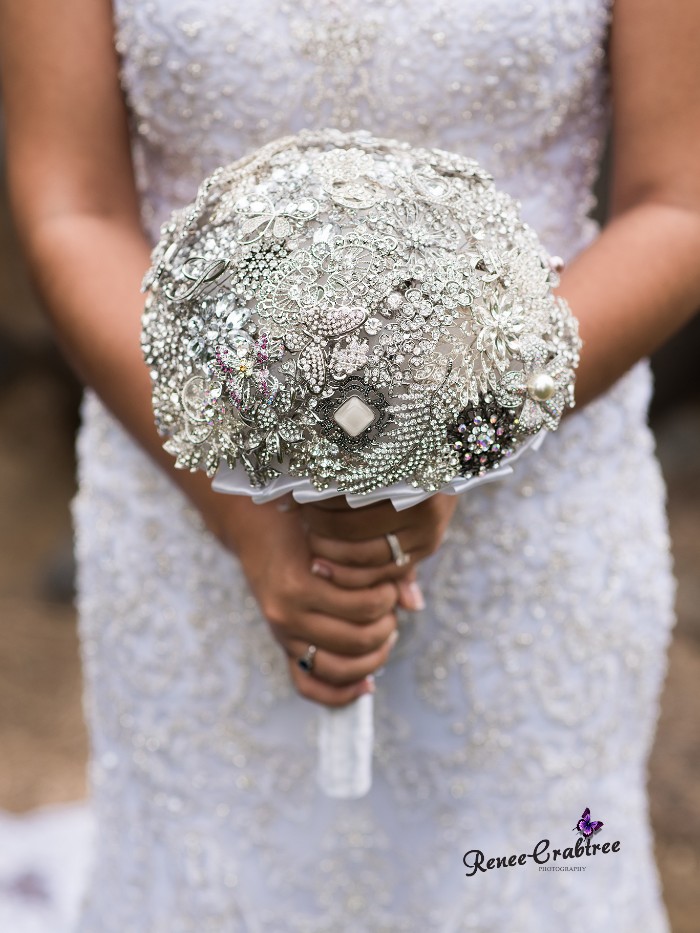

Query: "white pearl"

xmin=527 ymin=372 xmax=556 ymax=401
xmin=549 ymin=255 xmax=565 ymax=273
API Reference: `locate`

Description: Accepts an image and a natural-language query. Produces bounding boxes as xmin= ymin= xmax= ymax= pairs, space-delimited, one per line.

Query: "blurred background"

xmin=0 ymin=125 xmax=699 ymax=930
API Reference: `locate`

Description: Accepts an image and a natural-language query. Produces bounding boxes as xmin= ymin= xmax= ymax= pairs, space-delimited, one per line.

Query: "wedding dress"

xmin=72 ymin=1 xmax=676 ymax=930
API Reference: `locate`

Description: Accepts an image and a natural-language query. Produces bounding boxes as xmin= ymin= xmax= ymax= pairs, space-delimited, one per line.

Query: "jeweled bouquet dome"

xmin=142 ymin=128 xmax=581 ymax=500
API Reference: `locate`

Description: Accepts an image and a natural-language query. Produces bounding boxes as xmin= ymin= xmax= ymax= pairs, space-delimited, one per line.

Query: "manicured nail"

xmin=311 ymin=560 xmax=333 ymax=579
xmin=401 ymin=580 xmax=425 ymax=611
xmin=387 ymin=629 xmax=400 ymax=649
xmin=362 ymin=675 xmax=376 ymax=694
xmin=410 ymin=582 xmax=426 ymax=611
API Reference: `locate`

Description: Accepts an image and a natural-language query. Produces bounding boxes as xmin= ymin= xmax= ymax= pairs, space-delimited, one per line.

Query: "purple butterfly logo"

xmin=573 ymin=807 xmax=604 ymax=837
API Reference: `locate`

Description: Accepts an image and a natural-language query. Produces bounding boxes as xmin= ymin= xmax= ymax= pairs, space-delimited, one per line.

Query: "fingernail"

xmin=410 ymin=583 xmax=426 ymax=611
xmin=405 ymin=581 xmax=426 ymax=611
xmin=362 ymin=675 xmax=376 ymax=694
xmin=311 ymin=560 xmax=333 ymax=579
xmin=387 ymin=629 xmax=400 ymax=649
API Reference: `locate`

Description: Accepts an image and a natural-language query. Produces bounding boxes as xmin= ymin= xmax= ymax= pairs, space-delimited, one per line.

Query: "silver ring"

xmin=385 ymin=532 xmax=411 ymax=567
xmin=297 ymin=644 xmax=317 ymax=674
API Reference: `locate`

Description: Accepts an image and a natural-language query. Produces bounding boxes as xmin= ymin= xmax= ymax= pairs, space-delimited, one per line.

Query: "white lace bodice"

xmin=114 ymin=0 xmax=610 ymax=257
xmin=71 ymin=2 xmax=676 ymax=930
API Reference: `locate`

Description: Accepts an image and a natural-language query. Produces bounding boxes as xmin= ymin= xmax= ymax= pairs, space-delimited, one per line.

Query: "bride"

xmin=1 ymin=0 xmax=698 ymax=930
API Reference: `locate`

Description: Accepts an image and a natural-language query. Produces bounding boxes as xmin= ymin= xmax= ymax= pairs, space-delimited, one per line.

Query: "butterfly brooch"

xmin=573 ymin=807 xmax=604 ymax=837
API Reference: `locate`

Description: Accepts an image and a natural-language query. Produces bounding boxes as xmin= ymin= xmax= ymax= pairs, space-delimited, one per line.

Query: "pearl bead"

xmin=549 ymin=255 xmax=565 ymax=273
xmin=527 ymin=372 xmax=556 ymax=401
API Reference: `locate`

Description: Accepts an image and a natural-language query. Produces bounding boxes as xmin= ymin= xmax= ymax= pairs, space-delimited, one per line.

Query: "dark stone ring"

xmin=297 ymin=644 xmax=318 ymax=674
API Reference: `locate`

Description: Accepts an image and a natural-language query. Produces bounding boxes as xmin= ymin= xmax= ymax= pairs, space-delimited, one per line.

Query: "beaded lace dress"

xmin=72 ymin=1 xmax=676 ymax=930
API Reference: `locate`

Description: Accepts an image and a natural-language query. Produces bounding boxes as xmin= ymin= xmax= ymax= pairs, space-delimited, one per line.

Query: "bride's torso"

xmin=113 ymin=0 xmax=612 ymax=261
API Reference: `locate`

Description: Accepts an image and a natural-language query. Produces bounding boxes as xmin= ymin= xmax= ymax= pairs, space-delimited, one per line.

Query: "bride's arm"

xmin=558 ymin=0 xmax=700 ymax=407
xmin=0 ymin=1 xmax=220 ymax=525
xmin=0 ymin=0 xmax=403 ymax=707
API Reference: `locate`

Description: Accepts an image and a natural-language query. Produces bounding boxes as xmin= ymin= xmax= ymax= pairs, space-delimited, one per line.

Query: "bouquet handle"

xmin=317 ymin=693 xmax=374 ymax=798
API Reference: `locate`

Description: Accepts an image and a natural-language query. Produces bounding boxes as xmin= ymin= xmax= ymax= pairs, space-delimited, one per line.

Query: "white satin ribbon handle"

xmin=316 ymin=694 xmax=374 ymax=798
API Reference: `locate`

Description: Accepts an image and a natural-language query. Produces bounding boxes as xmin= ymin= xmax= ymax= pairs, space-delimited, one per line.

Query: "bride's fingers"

xmin=310 ymin=559 xmax=426 ymax=611
xmin=307 ymin=530 xmax=416 ymax=568
xmin=272 ymin=610 xmax=397 ymax=658
xmin=285 ymin=628 xmax=400 ymax=688
xmin=300 ymin=500 xmax=410 ymax=542
xmin=310 ymin=556 xmax=410 ymax=587
xmin=396 ymin=571 xmax=426 ymax=611
xmin=275 ymin=493 xmax=300 ymax=513
xmin=305 ymin=576 xmax=399 ymax=625
xmin=287 ymin=658 xmax=374 ymax=708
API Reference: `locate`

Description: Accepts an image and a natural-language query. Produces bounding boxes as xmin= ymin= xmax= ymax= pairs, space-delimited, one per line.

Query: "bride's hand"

xmin=300 ymin=494 xmax=459 ymax=604
xmin=212 ymin=497 xmax=400 ymax=708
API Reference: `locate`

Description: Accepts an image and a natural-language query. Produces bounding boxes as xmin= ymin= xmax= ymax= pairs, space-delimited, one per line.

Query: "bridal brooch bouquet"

xmin=141 ymin=128 xmax=581 ymax=796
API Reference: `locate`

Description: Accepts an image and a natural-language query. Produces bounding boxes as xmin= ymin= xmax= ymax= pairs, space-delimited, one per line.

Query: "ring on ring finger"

xmin=297 ymin=644 xmax=317 ymax=674
xmin=385 ymin=532 xmax=411 ymax=567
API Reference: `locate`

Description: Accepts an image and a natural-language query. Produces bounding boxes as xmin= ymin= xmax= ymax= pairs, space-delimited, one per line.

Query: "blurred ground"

xmin=0 ymin=175 xmax=87 ymax=811
xmin=647 ymin=406 xmax=700 ymax=933
xmin=1 ymin=174 xmax=699 ymax=931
